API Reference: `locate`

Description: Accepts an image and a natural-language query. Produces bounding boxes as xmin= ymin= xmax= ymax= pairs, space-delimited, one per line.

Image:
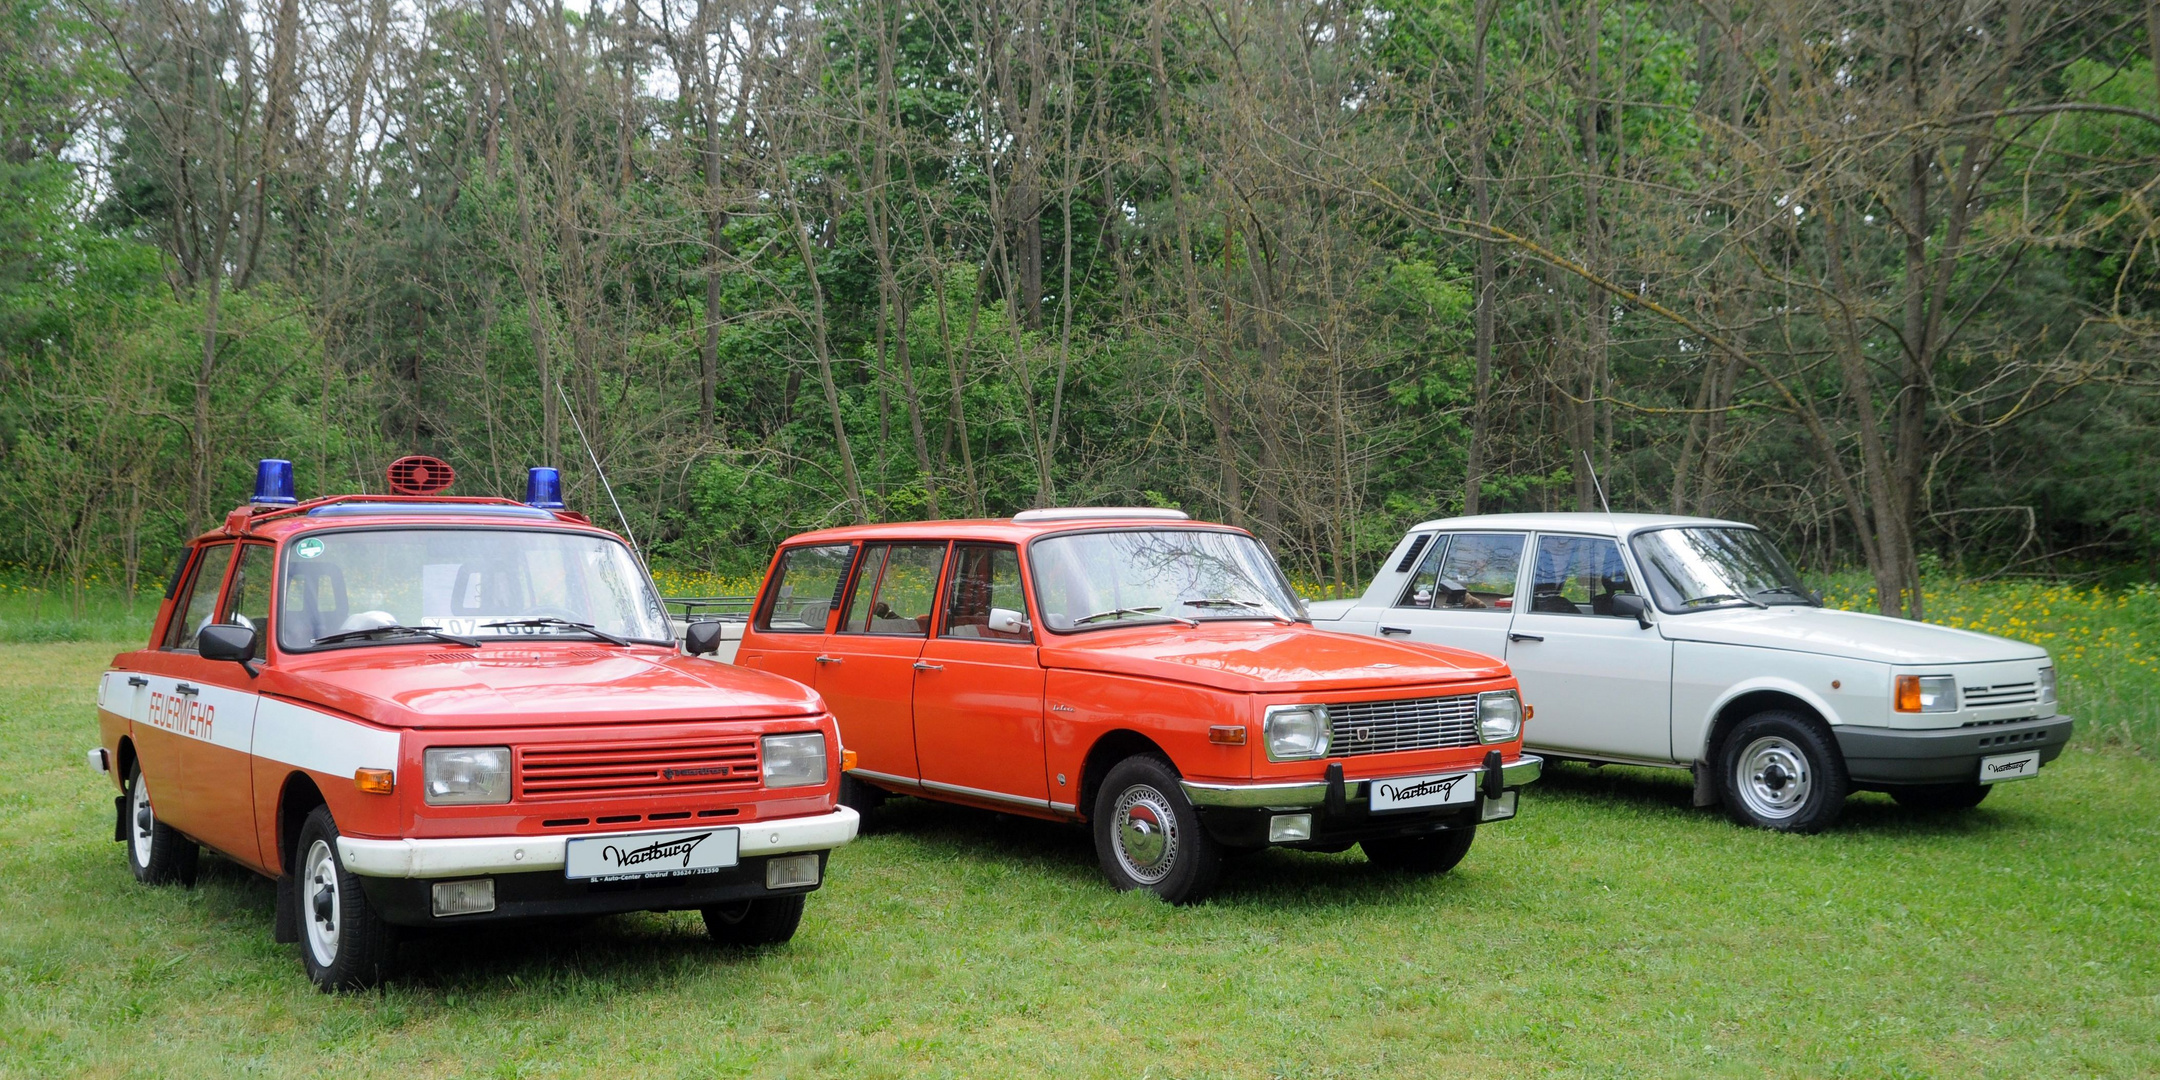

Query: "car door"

xmin=738 ymin=542 xmax=856 ymax=687
xmin=816 ymin=541 xmax=948 ymax=786
xmin=913 ymin=543 xmax=1049 ymax=807
xmin=1364 ymin=532 xmax=1526 ymax=662
xmin=1503 ymin=533 xmax=1674 ymax=762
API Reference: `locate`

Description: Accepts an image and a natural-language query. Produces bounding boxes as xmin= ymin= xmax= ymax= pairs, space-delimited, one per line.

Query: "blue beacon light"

xmin=525 ymin=466 xmax=566 ymax=509
xmin=253 ymin=459 xmax=298 ymax=505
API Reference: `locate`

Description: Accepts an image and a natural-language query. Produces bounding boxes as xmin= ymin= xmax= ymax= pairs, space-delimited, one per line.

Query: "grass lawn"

xmin=3 ymin=643 xmax=2157 ymax=1078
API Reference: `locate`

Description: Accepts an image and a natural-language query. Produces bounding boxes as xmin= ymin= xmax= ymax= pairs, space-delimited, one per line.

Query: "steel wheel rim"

xmin=128 ymin=773 xmax=155 ymax=867
xmin=1112 ymin=783 xmax=1179 ymax=885
xmin=1735 ymin=736 xmax=1813 ymax=820
xmin=304 ymin=839 xmax=341 ymax=968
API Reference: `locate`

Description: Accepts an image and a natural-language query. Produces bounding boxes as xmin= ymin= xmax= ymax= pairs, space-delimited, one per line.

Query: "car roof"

xmin=195 ymin=496 xmax=620 ymax=545
xmin=1404 ymin=511 xmax=1754 ymax=538
xmin=781 ymin=515 xmax=1249 ymax=547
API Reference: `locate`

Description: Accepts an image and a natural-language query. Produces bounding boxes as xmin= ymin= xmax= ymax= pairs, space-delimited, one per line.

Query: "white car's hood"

xmin=1658 ymin=605 xmax=2047 ymax=665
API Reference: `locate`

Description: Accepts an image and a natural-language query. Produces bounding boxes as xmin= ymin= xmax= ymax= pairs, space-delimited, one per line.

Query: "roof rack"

xmin=223 ymin=493 xmax=562 ymax=535
xmin=1011 ymin=507 xmax=1191 ymax=523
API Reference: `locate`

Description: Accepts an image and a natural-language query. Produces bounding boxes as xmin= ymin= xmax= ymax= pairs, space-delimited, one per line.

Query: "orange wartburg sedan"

xmin=719 ymin=508 xmax=1541 ymax=903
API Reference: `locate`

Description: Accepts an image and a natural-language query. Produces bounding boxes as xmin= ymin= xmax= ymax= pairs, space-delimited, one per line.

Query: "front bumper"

xmin=1179 ymin=754 xmax=1541 ymax=850
xmin=335 ymin=806 xmax=860 ymax=878
xmin=356 ymin=852 xmax=829 ymax=927
xmin=1834 ymin=715 xmax=2073 ymax=785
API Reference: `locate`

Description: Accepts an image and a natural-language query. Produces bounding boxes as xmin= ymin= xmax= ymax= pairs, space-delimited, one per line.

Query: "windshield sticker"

xmin=294 ymin=538 xmax=325 ymax=560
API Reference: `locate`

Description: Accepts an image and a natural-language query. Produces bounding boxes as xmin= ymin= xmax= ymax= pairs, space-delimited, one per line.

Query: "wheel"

xmin=124 ymin=762 xmax=198 ymax=886
xmin=1892 ymin=782 xmax=1991 ymax=812
xmin=294 ymin=805 xmax=399 ymax=991
xmin=1362 ymin=826 xmax=1477 ymax=874
xmin=1091 ymin=755 xmax=1222 ymax=904
xmin=837 ymin=772 xmax=886 ymax=816
xmin=702 ymin=895 xmax=806 ymax=947
xmin=1717 ymin=711 xmax=1849 ymax=832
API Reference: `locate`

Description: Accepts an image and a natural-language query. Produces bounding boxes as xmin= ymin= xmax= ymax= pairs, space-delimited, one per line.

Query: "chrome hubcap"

xmin=303 ymin=839 xmax=341 ymax=968
xmin=1736 ymin=736 xmax=1813 ymax=820
xmin=1112 ymin=783 xmax=1179 ymax=885
xmin=128 ymin=774 xmax=155 ymax=866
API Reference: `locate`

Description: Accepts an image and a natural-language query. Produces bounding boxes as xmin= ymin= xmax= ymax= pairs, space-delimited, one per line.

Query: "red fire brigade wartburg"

xmin=90 ymin=459 xmax=858 ymax=991
xmin=730 ymin=509 xmax=1543 ymax=904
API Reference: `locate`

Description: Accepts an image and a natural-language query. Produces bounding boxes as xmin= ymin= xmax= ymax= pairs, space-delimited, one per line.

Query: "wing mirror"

xmin=198 ymin=623 xmax=260 ymax=676
xmin=1609 ymin=593 xmax=1652 ymax=629
xmin=684 ymin=620 xmax=726 ymax=657
xmin=986 ymin=607 xmax=1032 ymax=636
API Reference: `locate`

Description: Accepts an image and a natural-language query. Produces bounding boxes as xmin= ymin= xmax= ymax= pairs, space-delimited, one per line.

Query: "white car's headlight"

xmin=1263 ymin=705 xmax=1331 ymax=761
xmin=1477 ymin=690 xmax=1523 ymax=743
xmin=2038 ymin=666 xmax=2057 ymax=706
xmin=763 ymin=733 xmax=828 ymax=788
xmin=423 ymin=746 xmax=511 ymax=805
xmin=1896 ymin=674 xmax=1958 ymax=713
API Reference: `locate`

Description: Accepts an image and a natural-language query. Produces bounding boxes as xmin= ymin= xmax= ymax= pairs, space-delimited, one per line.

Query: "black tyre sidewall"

xmin=124 ymin=762 xmax=196 ymax=886
xmin=1363 ymin=825 xmax=1477 ymax=874
xmin=295 ymin=806 xmax=397 ymax=991
xmin=1091 ymin=755 xmax=1221 ymax=905
xmin=1718 ymin=711 xmax=1850 ymax=833
xmin=702 ymin=894 xmax=806 ymax=947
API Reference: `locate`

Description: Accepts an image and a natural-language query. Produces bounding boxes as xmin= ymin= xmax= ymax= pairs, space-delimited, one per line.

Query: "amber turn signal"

xmin=353 ymin=768 xmax=395 ymax=794
xmin=1893 ymin=674 xmax=1922 ymax=712
xmin=1524 ymin=705 xmax=1535 ymax=720
xmin=1208 ymin=725 xmax=1247 ymax=745
xmin=840 ymin=749 xmax=859 ymax=772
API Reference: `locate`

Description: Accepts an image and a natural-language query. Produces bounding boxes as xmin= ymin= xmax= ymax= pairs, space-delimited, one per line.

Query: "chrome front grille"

xmin=1961 ymin=681 xmax=2038 ymax=708
xmin=1327 ymin=695 xmax=1481 ymax=756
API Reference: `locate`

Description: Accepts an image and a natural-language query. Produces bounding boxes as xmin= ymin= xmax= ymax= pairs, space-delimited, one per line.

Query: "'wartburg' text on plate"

xmin=565 ymin=827 xmax=741 ymax=880
xmin=1368 ymin=770 xmax=1478 ymax=812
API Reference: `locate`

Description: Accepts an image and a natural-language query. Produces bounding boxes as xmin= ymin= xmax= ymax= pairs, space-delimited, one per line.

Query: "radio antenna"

xmin=1583 ymin=451 xmax=1613 ymax=515
xmin=557 ymin=383 xmax=641 ymax=553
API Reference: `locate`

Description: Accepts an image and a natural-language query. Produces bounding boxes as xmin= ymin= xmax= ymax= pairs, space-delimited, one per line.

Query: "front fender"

xmin=1672 ymin=643 xmax=1890 ymax=762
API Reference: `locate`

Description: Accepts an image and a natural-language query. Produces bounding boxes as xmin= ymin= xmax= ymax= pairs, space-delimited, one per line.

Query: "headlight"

xmin=2038 ymin=666 xmax=2057 ymax=706
xmin=1477 ymin=690 xmax=1523 ymax=743
xmin=763 ymin=732 xmax=828 ymax=788
xmin=1263 ymin=705 xmax=1331 ymax=761
xmin=1894 ymin=674 xmax=1958 ymax=713
xmin=423 ymin=746 xmax=510 ymax=805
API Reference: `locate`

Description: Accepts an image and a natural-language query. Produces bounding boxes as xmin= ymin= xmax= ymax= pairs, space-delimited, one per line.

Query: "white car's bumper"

xmin=335 ymin=806 xmax=860 ymax=879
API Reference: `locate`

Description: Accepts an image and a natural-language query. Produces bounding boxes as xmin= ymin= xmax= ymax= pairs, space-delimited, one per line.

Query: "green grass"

xmin=4 ymin=643 xmax=2158 ymax=1077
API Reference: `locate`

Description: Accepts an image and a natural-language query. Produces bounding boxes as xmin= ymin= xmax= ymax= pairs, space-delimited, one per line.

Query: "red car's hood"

xmin=265 ymin=644 xmax=823 ymax=729
xmin=1037 ymin=622 xmax=1507 ymax=693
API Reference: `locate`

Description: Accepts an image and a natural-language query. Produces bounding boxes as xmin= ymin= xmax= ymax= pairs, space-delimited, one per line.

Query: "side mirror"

xmin=986 ymin=607 xmax=1032 ymax=636
xmin=198 ymin=623 xmax=260 ymax=676
xmin=684 ymin=620 xmax=725 ymax=657
xmin=1609 ymin=593 xmax=1652 ymax=629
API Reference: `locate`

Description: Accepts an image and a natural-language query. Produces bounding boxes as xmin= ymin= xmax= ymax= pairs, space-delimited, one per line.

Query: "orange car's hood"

xmin=1036 ymin=622 xmax=1508 ymax=693
xmin=264 ymin=644 xmax=823 ymax=729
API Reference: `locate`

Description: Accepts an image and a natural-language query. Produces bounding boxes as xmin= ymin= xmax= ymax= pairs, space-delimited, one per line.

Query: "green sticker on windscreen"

xmin=294 ymin=538 xmax=324 ymax=560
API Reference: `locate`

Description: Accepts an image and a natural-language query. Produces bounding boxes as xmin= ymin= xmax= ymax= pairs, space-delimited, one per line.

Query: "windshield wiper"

xmin=1182 ymin=598 xmax=1289 ymax=620
xmin=1749 ymin=585 xmax=1817 ymax=605
xmin=313 ymin=625 xmax=481 ymax=648
xmin=480 ymin=617 xmax=631 ymax=646
xmin=1074 ymin=606 xmax=1198 ymax=628
xmin=1680 ymin=592 xmax=1768 ymax=610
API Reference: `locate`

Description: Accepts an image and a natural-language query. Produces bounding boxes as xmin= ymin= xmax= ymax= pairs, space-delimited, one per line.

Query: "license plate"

xmin=565 ymin=827 xmax=739 ymax=880
xmin=1369 ymin=770 xmax=1478 ymax=812
xmin=1978 ymin=750 xmax=2041 ymax=784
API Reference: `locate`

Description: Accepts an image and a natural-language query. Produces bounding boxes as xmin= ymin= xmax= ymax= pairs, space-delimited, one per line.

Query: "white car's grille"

xmin=1961 ymin=681 xmax=2038 ymax=708
xmin=1328 ymin=695 xmax=1481 ymax=756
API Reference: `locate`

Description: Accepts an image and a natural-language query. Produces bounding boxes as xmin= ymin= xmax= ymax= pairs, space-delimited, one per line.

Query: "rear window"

xmin=757 ymin=544 xmax=856 ymax=633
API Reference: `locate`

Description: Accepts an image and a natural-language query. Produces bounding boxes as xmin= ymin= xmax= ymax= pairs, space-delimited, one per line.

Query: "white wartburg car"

xmin=1310 ymin=514 xmax=2073 ymax=831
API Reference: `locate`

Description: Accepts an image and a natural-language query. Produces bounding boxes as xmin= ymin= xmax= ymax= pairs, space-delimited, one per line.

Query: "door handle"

xmin=912 ymin=661 xmax=944 ymax=672
xmin=1379 ymin=626 xmax=1412 ymax=636
xmin=174 ymin=683 xmax=201 ymax=696
xmin=1508 ymin=633 xmax=1543 ymax=643
xmin=813 ymin=655 xmax=843 ymax=665
xmin=126 ymin=676 xmax=149 ymax=688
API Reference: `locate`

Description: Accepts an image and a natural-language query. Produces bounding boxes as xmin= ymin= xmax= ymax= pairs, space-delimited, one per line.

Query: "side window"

xmin=756 ymin=543 xmax=855 ymax=633
xmin=840 ymin=542 xmax=947 ymax=637
xmin=941 ymin=545 xmax=1028 ymax=640
xmin=1396 ymin=535 xmax=1451 ymax=608
xmin=1530 ymin=535 xmax=1639 ymax=617
xmin=1432 ymin=532 xmax=1524 ymax=611
xmin=162 ymin=544 xmax=234 ymax=650
xmin=220 ymin=545 xmax=276 ymax=658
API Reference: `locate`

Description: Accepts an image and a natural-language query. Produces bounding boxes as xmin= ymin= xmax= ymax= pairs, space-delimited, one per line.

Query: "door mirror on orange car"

xmin=1609 ymin=593 xmax=1651 ymax=629
xmin=684 ymin=620 xmax=726 ymax=656
xmin=198 ymin=622 xmax=260 ymax=675
xmin=986 ymin=607 xmax=1031 ymax=636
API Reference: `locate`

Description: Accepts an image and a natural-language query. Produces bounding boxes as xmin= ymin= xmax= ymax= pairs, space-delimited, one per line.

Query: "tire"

xmin=837 ymin=772 xmax=886 ymax=816
xmin=294 ymin=805 xmax=399 ymax=991
xmin=1363 ymin=826 xmax=1477 ymax=875
xmin=1717 ymin=711 xmax=1850 ymax=833
xmin=702 ymin=895 xmax=806 ymax=947
xmin=123 ymin=762 xmax=198 ymax=886
xmin=1091 ymin=755 xmax=1222 ymax=905
xmin=1892 ymin=782 xmax=1991 ymax=813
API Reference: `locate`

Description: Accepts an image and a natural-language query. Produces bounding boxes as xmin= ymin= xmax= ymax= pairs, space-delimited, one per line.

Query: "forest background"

xmin=4 ymin=0 xmax=2158 ymax=618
